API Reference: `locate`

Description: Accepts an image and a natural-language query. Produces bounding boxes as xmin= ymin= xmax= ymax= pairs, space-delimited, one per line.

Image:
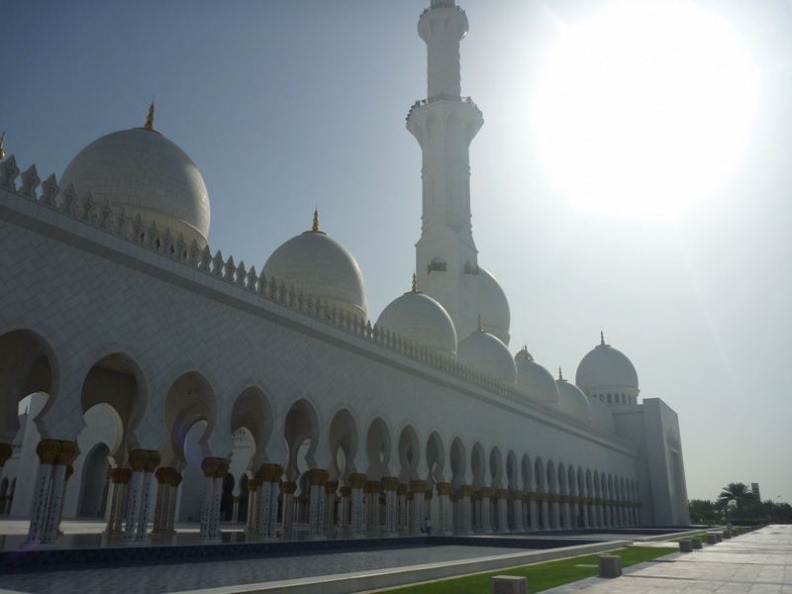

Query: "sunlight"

xmin=532 ymin=0 xmax=759 ymax=218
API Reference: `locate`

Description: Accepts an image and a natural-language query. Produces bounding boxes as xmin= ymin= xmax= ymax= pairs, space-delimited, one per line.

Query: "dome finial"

xmin=144 ymin=100 xmax=155 ymax=131
xmin=558 ymin=366 xmax=564 ymax=381
xmin=312 ymin=208 xmax=320 ymax=233
xmin=0 ymin=131 xmax=5 ymax=161
xmin=477 ymin=314 xmax=484 ymax=332
xmin=600 ymin=330 xmax=605 ymax=346
xmin=411 ymin=273 xmax=419 ymax=293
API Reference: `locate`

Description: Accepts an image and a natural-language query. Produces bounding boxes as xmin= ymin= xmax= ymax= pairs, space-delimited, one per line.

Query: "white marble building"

xmin=0 ymin=0 xmax=689 ymax=544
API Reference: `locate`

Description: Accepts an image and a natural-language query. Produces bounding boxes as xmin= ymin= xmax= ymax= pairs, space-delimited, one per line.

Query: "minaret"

xmin=408 ymin=0 xmax=484 ymax=342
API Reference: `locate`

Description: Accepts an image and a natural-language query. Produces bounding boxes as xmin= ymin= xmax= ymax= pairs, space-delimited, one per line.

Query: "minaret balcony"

xmin=406 ymin=95 xmax=482 ymax=122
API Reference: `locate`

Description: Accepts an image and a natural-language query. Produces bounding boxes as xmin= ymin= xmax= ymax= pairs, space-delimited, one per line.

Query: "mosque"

xmin=0 ymin=0 xmax=689 ymax=544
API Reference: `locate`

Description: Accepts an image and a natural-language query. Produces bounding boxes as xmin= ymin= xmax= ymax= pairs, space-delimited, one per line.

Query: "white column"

xmin=307 ymin=469 xmax=328 ymax=540
xmin=281 ymin=481 xmax=297 ymax=538
xmin=409 ymin=481 xmax=427 ymax=536
xmin=135 ymin=452 xmax=159 ymax=540
xmin=105 ymin=468 xmax=130 ymax=535
xmin=496 ymin=490 xmax=509 ymax=533
xmin=512 ymin=493 xmax=523 ymax=533
xmin=458 ymin=486 xmax=473 ymax=534
xmin=436 ymin=483 xmax=452 ymax=535
xmin=348 ymin=473 xmax=365 ymax=538
xmin=382 ymin=478 xmax=398 ymax=537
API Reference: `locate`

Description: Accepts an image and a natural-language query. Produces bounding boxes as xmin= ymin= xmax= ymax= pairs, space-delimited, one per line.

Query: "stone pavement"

xmin=0 ymin=524 xmax=788 ymax=594
xmin=542 ymin=525 xmax=792 ymax=594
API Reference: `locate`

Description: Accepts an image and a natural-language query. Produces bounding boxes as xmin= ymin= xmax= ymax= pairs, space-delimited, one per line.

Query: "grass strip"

xmin=379 ymin=546 xmax=673 ymax=594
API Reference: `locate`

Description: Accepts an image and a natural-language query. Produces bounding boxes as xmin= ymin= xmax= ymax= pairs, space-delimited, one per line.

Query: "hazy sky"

xmin=2 ymin=0 xmax=790 ymax=504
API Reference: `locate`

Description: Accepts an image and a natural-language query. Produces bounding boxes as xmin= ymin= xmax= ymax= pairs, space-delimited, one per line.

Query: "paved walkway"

xmin=543 ymin=525 xmax=792 ymax=594
xmin=0 ymin=524 xmax=788 ymax=594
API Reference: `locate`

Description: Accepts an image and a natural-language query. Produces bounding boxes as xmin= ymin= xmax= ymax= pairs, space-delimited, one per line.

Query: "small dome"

xmin=589 ymin=396 xmax=615 ymax=433
xmin=576 ymin=333 xmax=640 ymax=404
xmin=556 ymin=372 xmax=590 ymax=422
xmin=377 ymin=280 xmax=457 ymax=355
xmin=264 ymin=216 xmax=368 ymax=321
xmin=478 ymin=267 xmax=511 ymax=345
xmin=515 ymin=348 xmax=558 ymax=404
xmin=457 ymin=329 xmax=517 ymax=383
xmin=61 ymin=123 xmax=210 ymax=248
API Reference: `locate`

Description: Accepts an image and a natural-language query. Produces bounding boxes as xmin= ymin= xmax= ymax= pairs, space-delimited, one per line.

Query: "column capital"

xmin=436 ymin=482 xmax=453 ymax=496
xmin=325 ymin=480 xmax=339 ymax=494
xmin=144 ymin=451 xmax=161 ymax=472
xmin=396 ymin=483 xmax=409 ymax=496
xmin=339 ymin=486 xmax=351 ymax=497
xmin=129 ymin=449 xmax=150 ymax=472
xmin=381 ymin=477 xmax=399 ymax=491
xmin=458 ymin=485 xmax=474 ymax=497
xmin=0 ymin=443 xmax=12 ymax=466
xmin=409 ymin=480 xmax=428 ymax=493
xmin=111 ymin=467 xmax=132 ymax=484
xmin=495 ymin=488 xmax=509 ymax=499
xmin=281 ymin=481 xmax=297 ymax=495
xmin=201 ymin=456 xmax=227 ymax=478
xmin=257 ymin=463 xmax=283 ymax=482
xmin=36 ymin=439 xmax=62 ymax=464
xmin=479 ymin=487 xmax=493 ymax=498
xmin=364 ymin=480 xmax=381 ymax=495
xmin=307 ymin=468 xmax=329 ymax=486
xmin=525 ymin=491 xmax=538 ymax=501
xmin=511 ymin=491 xmax=525 ymax=501
xmin=55 ymin=440 xmax=78 ymax=465
xmin=347 ymin=473 xmax=366 ymax=489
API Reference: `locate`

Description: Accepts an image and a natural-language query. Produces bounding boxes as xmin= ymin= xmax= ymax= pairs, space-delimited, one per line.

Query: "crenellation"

xmin=0 ymin=159 xmax=618 ymax=413
xmin=100 ymin=198 xmax=114 ymax=230
xmin=211 ymin=250 xmax=224 ymax=277
xmin=19 ymin=164 xmax=40 ymax=199
xmin=60 ymin=183 xmax=78 ymax=215
xmin=223 ymin=255 xmax=236 ymax=282
xmin=40 ymin=173 xmax=59 ymax=207
xmin=0 ymin=155 xmax=20 ymax=191
xmin=235 ymin=261 xmax=247 ymax=286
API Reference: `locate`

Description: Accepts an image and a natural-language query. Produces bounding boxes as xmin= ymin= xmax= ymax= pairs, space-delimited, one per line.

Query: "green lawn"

xmin=379 ymin=546 xmax=673 ymax=594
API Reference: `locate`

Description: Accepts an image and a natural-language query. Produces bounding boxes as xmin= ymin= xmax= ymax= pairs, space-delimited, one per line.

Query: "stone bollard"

xmin=679 ymin=539 xmax=693 ymax=553
xmin=691 ymin=537 xmax=702 ymax=549
xmin=599 ymin=555 xmax=623 ymax=578
xmin=491 ymin=575 xmax=527 ymax=594
xmin=715 ymin=532 xmax=723 ymax=542
xmin=707 ymin=533 xmax=718 ymax=545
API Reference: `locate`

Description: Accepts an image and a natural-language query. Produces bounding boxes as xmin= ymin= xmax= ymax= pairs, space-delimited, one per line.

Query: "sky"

xmin=2 ymin=0 xmax=791 ymax=504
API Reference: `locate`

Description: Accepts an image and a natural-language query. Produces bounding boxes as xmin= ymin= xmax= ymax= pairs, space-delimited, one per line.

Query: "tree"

xmin=719 ymin=482 xmax=755 ymax=517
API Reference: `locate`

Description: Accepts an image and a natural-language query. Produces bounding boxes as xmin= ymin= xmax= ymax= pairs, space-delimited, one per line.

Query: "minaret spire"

xmin=408 ymin=1 xmax=484 ymax=341
xmin=0 ymin=131 xmax=5 ymax=161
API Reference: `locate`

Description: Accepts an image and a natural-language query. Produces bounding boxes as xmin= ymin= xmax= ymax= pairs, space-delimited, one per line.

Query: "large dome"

xmin=575 ymin=334 xmax=640 ymax=405
xmin=61 ymin=124 xmax=210 ymax=248
xmin=478 ymin=267 xmax=511 ymax=345
xmin=376 ymin=280 xmax=457 ymax=355
xmin=457 ymin=329 xmax=517 ymax=383
xmin=515 ymin=348 xmax=558 ymax=405
xmin=556 ymin=372 xmax=590 ymax=423
xmin=264 ymin=217 xmax=368 ymax=321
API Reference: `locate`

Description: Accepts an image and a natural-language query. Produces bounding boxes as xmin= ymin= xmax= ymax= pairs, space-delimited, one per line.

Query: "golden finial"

xmin=477 ymin=315 xmax=484 ymax=332
xmin=144 ymin=100 xmax=155 ymax=131
xmin=600 ymin=330 xmax=605 ymax=346
xmin=0 ymin=131 xmax=5 ymax=160
xmin=411 ymin=273 xmax=418 ymax=293
xmin=312 ymin=208 xmax=320 ymax=232
xmin=558 ymin=367 xmax=564 ymax=381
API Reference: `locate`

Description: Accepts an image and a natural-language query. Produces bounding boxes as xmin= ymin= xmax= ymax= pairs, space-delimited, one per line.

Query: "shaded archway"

xmin=449 ymin=438 xmax=466 ymax=489
xmin=397 ymin=425 xmax=420 ymax=482
xmin=365 ymin=417 xmax=392 ymax=478
xmin=283 ymin=398 xmax=320 ymax=483
xmin=329 ymin=409 xmax=359 ymax=481
xmin=425 ymin=432 xmax=445 ymax=486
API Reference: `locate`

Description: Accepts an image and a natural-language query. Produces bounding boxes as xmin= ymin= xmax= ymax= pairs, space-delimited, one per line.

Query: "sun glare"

xmin=533 ymin=0 xmax=758 ymax=218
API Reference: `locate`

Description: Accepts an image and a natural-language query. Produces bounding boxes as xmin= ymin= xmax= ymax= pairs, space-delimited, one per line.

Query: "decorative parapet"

xmin=406 ymin=94 xmax=481 ymax=122
xmin=0 ymin=155 xmax=617 ymax=439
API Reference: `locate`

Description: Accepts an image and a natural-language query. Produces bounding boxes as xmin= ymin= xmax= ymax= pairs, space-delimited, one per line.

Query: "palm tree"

xmin=719 ymin=482 xmax=754 ymax=515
